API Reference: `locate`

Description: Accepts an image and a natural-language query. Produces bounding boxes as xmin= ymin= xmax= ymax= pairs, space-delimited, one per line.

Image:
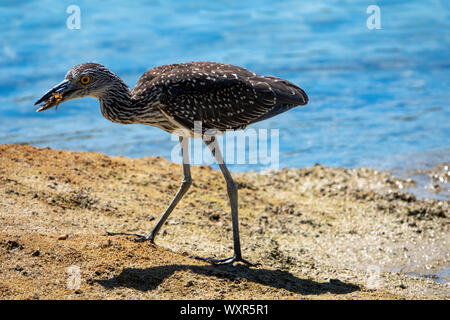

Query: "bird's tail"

xmin=256 ymin=75 xmax=308 ymax=106
xmin=246 ymin=75 xmax=308 ymax=124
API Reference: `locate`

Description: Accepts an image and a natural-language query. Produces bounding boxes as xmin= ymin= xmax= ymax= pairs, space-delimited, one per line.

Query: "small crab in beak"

xmin=34 ymin=80 xmax=79 ymax=112
xmin=36 ymin=92 xmax=63 ymax=112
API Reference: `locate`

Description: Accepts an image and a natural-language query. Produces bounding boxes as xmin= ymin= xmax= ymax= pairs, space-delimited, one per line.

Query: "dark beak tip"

xmin=34 ymin=93 xmax=51 ymax=107
xmin=34 ymin=95 xmax=48 ymax=106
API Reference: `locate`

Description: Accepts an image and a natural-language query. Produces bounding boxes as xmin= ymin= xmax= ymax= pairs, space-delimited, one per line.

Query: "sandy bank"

xmin=0 ymin=144 xmax=448 ymax=299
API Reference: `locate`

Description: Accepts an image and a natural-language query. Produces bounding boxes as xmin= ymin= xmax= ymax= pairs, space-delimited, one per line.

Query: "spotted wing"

xmin=150 ymin=62 xmax=308 ymax=132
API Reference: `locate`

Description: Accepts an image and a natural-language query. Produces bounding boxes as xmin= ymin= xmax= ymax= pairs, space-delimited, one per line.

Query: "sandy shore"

xmin=0 ymin=144 xmax=448 ymax=299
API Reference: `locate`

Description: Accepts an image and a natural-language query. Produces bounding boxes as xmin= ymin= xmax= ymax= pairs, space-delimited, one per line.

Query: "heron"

xmin=35 ymin=62 xmax=308 ymax=266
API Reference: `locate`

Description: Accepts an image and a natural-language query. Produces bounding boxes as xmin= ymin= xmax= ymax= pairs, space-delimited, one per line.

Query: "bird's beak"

xmin=34 ymin=80 xmax=78 ymax=112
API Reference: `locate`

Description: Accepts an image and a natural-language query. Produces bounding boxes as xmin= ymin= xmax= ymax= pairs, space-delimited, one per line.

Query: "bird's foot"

xmin=105 ymin=231 xmax=153 ymax=243
xmin=192 ymin=254 xmax=260 ymax=267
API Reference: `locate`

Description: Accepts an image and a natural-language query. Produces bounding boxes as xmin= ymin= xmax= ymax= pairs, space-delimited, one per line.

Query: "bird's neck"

xmin=98 ymin=83 xmax=134 ymax=124
xmin=97 ymin=76 xmax=169 ymax=129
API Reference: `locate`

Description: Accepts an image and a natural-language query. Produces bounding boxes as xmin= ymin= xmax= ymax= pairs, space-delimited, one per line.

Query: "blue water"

xmin=1 ymin=0 xmax=449 ymax=174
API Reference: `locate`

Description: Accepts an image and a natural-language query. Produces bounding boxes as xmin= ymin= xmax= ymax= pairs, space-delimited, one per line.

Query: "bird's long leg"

xmin=192 ymin=135 xmax=260 ymax=267
xmin=107 ymin=136 xmax=192 ymax=242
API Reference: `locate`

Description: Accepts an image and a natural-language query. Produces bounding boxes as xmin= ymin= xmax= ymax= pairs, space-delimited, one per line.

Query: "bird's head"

xmin=35 ymin=62 xmax=126 ymax=112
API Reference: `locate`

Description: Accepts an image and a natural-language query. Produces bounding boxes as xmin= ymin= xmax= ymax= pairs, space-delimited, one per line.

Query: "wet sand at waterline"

xmin=0 ymin=144 xmax=448 ymax=299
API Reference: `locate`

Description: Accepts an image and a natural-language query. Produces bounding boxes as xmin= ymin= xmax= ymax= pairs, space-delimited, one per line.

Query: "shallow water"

xmin=1 ymin=0 xmax=449 ymax=177
xmin=408 ymin=267 xmax=450 ymax=285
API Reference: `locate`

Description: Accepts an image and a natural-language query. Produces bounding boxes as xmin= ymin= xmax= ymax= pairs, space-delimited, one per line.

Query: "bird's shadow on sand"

xmin=95 ymin=264 xmax=360 ymax=296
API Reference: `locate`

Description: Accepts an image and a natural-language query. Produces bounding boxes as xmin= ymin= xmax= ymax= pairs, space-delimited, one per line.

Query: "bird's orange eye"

xmin=80 ymin=75 xmax=91 ymax=85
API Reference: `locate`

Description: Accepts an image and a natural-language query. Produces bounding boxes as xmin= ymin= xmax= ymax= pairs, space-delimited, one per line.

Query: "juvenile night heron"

xmin=35 ymin=62 xmax=308 ymax=266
